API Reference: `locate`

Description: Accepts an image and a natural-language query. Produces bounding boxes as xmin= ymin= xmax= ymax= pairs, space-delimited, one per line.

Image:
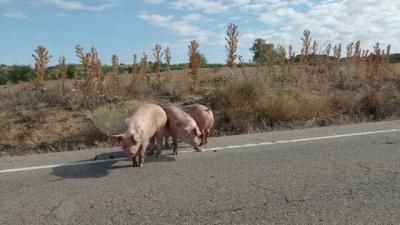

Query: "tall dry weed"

xmin=32 ymin=46 xmax=51 ymax=90
xmin=153 ymin=44 xmax=163 ymax=86
xmin=225 ymin=23 xmax=239 ymax=69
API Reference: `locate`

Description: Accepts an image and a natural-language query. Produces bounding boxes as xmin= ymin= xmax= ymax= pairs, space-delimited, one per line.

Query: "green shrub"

xmin=0 ymin=72 xmax=8 ymax=85
xmin=6 ymin=65 xmax=34 ymax=83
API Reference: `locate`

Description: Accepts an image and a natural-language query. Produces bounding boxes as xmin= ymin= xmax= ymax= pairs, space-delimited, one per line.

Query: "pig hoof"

xmin=94 ymin=156 xmax=98 ymax=160
xmin=109 ymin=155 xmax=114 ymax=159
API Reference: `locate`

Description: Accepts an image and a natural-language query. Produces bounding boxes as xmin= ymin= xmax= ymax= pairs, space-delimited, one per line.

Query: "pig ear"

xmin=184 ymin=127 xmax=190 ymax=137
xmin=192 ymin=128 xmax=201 ymax=136
xmin=110 ymin=134 xmax=124 ymax=142
xmin=131 ymin=134 xmax=137 ymax=145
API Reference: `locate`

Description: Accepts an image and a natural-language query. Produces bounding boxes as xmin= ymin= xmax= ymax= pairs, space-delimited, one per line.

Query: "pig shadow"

xmin=51 ymin=151 xmax=176 ymax=180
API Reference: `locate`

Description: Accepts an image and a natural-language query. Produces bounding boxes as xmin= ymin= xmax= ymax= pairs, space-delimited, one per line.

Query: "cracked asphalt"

xmin=1 ymin=121 xmax=400 ymax=224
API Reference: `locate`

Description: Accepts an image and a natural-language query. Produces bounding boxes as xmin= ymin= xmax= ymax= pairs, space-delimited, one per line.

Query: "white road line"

xmin=1 ymin=128 xmax=400 ymax=174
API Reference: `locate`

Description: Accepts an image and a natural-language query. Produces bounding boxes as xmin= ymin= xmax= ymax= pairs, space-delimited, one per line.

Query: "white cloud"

xmin=143 ymin=0 xmax=164 ymax=4
xmin=137 ymin=13 xmax=209 ymax=38
xmin=3 ymin=9 xmax=29 ymax=19
xmin=171 ymin=0 xmax=230 ymax=14
xmin=259 ymin=8 xmax=306 ymax=25
xmin=138 ymin=0 xmax=400 ymax=54
xmin=260 ymin=0 xmax=399 ymax=52
xmin=137 ymin=13 xmax=225 ymax=46
xmin=43 ymin=0 xmax=119 ymax=12
xmin=182 ymin=13 xmax=203 ymax=21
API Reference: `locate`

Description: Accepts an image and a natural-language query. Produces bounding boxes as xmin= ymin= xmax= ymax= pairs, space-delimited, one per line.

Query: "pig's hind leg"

xmin=147 ymin=136 xmax=156 ymax=156
xmin=172 ymin=136 xmax=179 ymax=155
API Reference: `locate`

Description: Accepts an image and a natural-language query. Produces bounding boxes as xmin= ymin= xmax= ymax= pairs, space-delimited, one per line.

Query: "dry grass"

xmin=1 ymin=62 xmax=400 ymax=156
xmin=1 ymin=28 xmax=400 ymax=156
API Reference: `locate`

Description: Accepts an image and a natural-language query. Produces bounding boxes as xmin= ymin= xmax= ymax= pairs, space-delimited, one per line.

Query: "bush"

xmin=0 ymin=72 xmax=7 ymax=85
xmin=67 ymin=65 xmax=77 ymax=78
xmin=6 ymin=65 xmax=34 ymax=83
xmin=208 ymin=79 xmax=329 ymax=133
xmin=88 ymin=101 xmax=143 ymax=135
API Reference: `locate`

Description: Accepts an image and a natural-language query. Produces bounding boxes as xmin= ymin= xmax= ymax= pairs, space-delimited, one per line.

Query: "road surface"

xmin=1 ymin=121 xmax=400 ymax=224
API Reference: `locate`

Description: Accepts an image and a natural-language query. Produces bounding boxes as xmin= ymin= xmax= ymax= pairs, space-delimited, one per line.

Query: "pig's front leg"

xmin=193 ymin=144 xmax=202 ymax=152
xmin=204 ymin=129 xmax=210 ymax=145
xmin=147 ymin=136 xmax=156 ymax=156
xmin=138 ymin=143 xmax=148 ymax=167
xmin=132 ymin=155 xmax=138 ymax=167
xmin=199 ymin=131 xmax=205 ymax=146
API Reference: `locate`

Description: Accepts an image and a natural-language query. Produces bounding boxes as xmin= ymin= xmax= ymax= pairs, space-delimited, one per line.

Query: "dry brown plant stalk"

xmin=312 ymin=40 xmax=318 ymax=55
xmin=75 ymin=45 xmax=89 ymax=80
xmin=131 ymin=54 xmax=138 ymax=83
xmin=140 ymin=52 xmax=149 ymax=83
xmin=153 ymin=44 xmax=163 ymax=85
xmin=301 ymin=29 xmax=312 ymax=64
xmin=188 ymin=40 xmax=200 ymax=75
xmin=225 ymin=23 xmax=239 ymax=68
xmin=90 ymin=47 xmax=103 ymax=81
xmin=111 ymin=54 xmax=119 ymax=82
xmin=325 ymin=43 xmax=332 ymax=56
xmin=354 ymin=41 xmax=361 ymax=64
xmin=333 ymin=44 xmax=342 ymax=59
xmin=164 ymin=46 xmax=171 ymax=73
xmin=110 ymin=54 xmax=120 ymax=95
xmin=346 ymin=42 xmax=354 ymax=59
xmin=278 ymin=46 xmax=286 ymax=66
xmin=58 ymin=56 xmax=67 ymax=92
xmin=32 ymin=46 xmax=51 ymax=90
xmin=238 ymin=55 xmax=246 ymax=78
xmin=288 ymin=45 xmax=295 ymax=64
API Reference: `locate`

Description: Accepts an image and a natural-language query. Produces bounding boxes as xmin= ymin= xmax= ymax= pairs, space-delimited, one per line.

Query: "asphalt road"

xmin=1 ymin=121 xmax=400 ymax=225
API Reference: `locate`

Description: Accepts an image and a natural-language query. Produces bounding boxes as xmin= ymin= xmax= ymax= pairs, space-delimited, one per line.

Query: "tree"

xmin=249 ymin=38 xmax=277 ymax=66
xmin=6 ymin=66 xmax=34 ymax=83
xmin=198 ymin=53 xmax=207 ymax=67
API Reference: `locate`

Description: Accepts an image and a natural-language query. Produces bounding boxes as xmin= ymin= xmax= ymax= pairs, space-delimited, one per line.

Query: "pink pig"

xmin=182 ymin=104 xmax=214 ymax=146
xmin=111 ymin=103 xmax=167 ymax=167
xmin=163 ymin=105 xmax=202 ymax=155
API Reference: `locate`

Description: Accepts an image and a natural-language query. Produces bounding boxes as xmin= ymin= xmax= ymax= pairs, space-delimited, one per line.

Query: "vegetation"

xmin=32 ymin=46 xmax=51 ymax=90
xmin=225 ymin=23 xmax=239 ymax=68
xmin=1 ymin=24 xmax=400 ymax=156
xmin=250 ymin=38 xmax=277 ymax=66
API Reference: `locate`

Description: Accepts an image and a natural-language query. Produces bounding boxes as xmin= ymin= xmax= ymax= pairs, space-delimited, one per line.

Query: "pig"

xmin=111 ymin=103 xmax=167 ymax=167
xmin=162 ymin=105 xmax=202 ymax=155
xmin=181 ymin=104 xmax=214 ymax=146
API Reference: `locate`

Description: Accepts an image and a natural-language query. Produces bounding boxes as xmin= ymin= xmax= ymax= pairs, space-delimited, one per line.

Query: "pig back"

xmin=182 ymin=104 xmax=213 ymax=130
xmin=129 ymin=103 xmax=167 ymax=140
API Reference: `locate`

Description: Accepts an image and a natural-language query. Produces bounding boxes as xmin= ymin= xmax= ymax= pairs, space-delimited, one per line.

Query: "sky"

xmin=0 ymin=0 xmax=399 ymax=66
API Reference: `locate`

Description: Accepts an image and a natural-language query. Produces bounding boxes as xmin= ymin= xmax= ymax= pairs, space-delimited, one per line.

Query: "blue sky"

xmin=1 ymin=0 xmax=399 ymax=66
